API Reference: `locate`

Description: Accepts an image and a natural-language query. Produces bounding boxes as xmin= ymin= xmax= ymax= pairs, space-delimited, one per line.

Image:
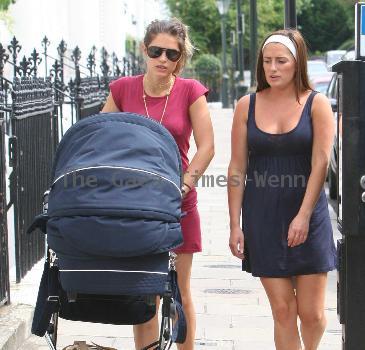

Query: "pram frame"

xmin=42 ymin=248 xmax=178 ymax=350
xmin=30 ymin=113 xmax=186 ymax=350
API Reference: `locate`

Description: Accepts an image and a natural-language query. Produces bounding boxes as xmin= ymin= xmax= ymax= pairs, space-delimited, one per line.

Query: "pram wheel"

xmin=163 ymin=328 xmax=171 ymax=341
xmin=47 ymin=323 xmax=54 ymax=335
xmin=46 ymin=312 xmax=59 ymax=348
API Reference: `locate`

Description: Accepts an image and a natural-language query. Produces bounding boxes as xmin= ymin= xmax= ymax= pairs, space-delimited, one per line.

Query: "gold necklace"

xmin=142 ymin=76 xmax=174 ymax=124
xmin=145 ymin=74 xmax=173 ymax=88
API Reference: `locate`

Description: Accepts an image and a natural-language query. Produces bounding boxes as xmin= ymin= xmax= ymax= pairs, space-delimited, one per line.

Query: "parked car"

xmin=326 ymin=73 xmax=338 ymax=199
xmin=325 ymin=49 xmax=355 ymax=200
xmin=311 ymin=72 xmax=334 ymax=94
xmin=307 ymin=60 xmax=328 ymax=80
xmin=307 ymin=60 xmax=333 ymax=93
xmin=324 ymin=50 xmax=346 ymax=68
xmin=342 ymin=49 xmax=355 ymax=61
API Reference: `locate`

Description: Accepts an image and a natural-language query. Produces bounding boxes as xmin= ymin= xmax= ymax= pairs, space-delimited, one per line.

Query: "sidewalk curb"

xmin=0 ymin=304 xmax=34 ymax=350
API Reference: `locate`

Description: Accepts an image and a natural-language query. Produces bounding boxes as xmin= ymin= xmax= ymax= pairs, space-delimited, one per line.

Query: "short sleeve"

xmin=188 ymin=79 xmax=209 ymax=106
xmin=109 ymin=78 xmax=124 ymax=111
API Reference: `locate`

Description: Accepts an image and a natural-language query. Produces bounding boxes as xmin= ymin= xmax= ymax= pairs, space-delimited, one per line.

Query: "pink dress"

xmin=109 ymin=74 xmax=209 ymax=253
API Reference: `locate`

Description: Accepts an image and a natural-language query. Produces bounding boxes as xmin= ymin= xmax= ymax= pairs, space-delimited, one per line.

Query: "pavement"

xmin=0 ymin=107 xmax=342 ymax=350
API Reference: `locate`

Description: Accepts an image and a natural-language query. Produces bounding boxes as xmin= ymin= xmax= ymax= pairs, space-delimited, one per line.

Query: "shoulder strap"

xmin=247 ymin=93 xmax=256 ymax=122
xmin=307 ymin=90 xmax=318 ymax=104
xmin=306 ymin=90 xmax=318 ymax=117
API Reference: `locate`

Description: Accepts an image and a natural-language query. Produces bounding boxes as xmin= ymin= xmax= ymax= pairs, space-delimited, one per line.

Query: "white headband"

xmin=262 ymin=34 xmax=297 ymax=60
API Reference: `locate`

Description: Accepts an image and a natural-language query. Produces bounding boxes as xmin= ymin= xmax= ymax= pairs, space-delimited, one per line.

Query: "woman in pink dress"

xmin=102 ymin=18 xmax=214 ymax=350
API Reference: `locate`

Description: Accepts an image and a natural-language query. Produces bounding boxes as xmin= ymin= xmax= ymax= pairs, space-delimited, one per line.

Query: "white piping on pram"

xmin=59 ymin=269 xmax=168 ymax=275
xmin=52 ymin=165 xmax=182 ymax=196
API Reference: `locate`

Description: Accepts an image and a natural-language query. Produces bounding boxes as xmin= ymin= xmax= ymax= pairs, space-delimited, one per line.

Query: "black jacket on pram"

xmin=46 ymin=112 xmax=184 ymax=296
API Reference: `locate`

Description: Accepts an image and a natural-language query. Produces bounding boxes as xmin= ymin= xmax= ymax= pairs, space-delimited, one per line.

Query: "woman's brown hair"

xmin=256 ymin=29 xmax=312 ymax=102
xmin=143 ymin=18 xmax=194 ymax=75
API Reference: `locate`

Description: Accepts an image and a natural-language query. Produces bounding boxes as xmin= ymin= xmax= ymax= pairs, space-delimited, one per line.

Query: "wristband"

xmin=183 ymin=182 xmax=192 ymax=191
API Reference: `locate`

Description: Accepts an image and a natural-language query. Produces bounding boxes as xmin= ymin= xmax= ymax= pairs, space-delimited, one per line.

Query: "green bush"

xmin=125 ymin=34 xmax=138 ymax=55
xmin=0 ymin=0 xmax=16 ymax=11
xmin=193 ymin=54 xmax=221 ymax=100
xmin=193 ymin=54 xmax=221 ymax=83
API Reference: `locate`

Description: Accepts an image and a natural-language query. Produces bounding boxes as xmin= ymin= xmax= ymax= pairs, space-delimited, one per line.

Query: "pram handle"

xmin=27 ymin=213 xmax=49 ymax=235
xmin=27 ymin=189 xmax=50 ymax=235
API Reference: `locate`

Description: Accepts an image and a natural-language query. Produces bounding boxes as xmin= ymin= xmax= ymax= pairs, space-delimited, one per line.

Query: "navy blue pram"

xmin=28 ymin=112 xmax=187 ymax=350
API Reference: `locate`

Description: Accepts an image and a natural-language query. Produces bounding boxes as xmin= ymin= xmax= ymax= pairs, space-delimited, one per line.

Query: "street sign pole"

xmin=355 ymin=3 xmax=365 ymax=59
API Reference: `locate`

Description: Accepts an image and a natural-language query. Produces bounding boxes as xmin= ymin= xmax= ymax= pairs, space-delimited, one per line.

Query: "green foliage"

xmin=165 ymin=0 xmax=311 ymax=59
xmin=0 ymin=0 xmax=15 ymax=34
xmin=193 ymin=53 xmax=221 ymax=98
xmin=125 ymin=34 xmax=138 ymax=55
xmin=0 ymin=10 xmax=14 ymax=33
xmin=165 ymin=0 xmax=222 ymax=55
xmin=298 ymin=0 xmax=354 ymax=53
xmin=338 ymin=37 xmax=354 ymax=51
xmin=0 ymin=0 xmax=15 ymax=11
xmin=163 ymin=0 xmax=355 ymax=62
xmin=225 ymin=0 xmax=311 ymax=53
xmin=193 ymin=53 xmax=221 ymax=83
xmin=256 ymin=0 xmax=310 ymax=42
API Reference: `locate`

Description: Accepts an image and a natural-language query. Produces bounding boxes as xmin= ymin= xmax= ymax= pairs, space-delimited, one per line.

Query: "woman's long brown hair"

xmin=256 ymin=29 xmax=312 ymax=102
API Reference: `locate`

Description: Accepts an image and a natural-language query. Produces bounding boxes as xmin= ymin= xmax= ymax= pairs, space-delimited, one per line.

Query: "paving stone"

xmin=0 ymin=304 xmax=33 ymax=350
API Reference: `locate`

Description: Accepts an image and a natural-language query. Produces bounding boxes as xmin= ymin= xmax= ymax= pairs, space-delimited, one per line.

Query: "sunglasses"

xmin=147 ymin=46 xmax=182 ymax=62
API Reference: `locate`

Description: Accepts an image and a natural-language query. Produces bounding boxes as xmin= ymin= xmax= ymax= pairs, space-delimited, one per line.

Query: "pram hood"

xmin=49 ymin=112 xmax=182 ymax=221
xmin=43 ymin=113 xmax=184 ymax=295
xmin=47 ymin=112 xmax=183 ymax=256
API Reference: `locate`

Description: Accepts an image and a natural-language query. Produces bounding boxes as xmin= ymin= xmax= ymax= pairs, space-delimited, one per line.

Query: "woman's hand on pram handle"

xmin=181 ymin=182 xmax=192 ymax=199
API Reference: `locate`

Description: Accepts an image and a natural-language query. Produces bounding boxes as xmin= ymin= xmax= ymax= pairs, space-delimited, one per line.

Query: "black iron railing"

xmin=10 ymin=77 xmax=54 ymax=282
xmin=0 ymin=115 xmax=10 ymax=306
xmin=0 ymin=36 xmax=143 ymax=291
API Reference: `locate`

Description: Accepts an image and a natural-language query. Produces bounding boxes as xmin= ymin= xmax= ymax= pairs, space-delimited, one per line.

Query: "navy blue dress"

xmin=242 ymin=92 xmax=337 ymax=277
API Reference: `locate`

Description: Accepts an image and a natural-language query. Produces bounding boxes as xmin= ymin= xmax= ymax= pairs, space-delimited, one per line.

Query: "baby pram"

xmin=28 ymin=112 xmax=187 ymax=350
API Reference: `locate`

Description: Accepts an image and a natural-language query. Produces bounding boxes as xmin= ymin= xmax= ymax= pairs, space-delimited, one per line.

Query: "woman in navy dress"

xmin=228 ymin=29 xmax=336 ymax=350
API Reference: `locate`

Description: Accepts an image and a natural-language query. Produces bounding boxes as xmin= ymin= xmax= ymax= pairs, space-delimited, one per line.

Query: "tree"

xmin=165 ymin=0 xmax=354 ymax=60
xmin=0 ymin=0 xmax=15 ymax=11
xmin=239 ymin=0 xmax=311 ymax=51
xmin=298 ymin=0 xmax=354 ymax=52
xmin=193 ymin=53 xmax=221 ymax=101
xmin=165 ymin=0 xmax=311 ymax=59
xmin=165 ymin=0 xmax=222 ymax=55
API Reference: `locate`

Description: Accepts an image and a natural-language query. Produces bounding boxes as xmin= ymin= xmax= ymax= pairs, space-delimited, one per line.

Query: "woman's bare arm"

xmin=228 ymin=95 xmax=249 ymax=258
xmin=183 ymin=95 xmax=215 ymax=190
xmin=288 ymin=93 xmax=335 ymax=247
xmin=101 ymin=93 xmax=120 ymax=113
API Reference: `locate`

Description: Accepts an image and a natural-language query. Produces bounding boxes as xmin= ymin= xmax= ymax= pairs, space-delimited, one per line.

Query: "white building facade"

xmin=0 ymin=0 xmax=168 ymax=74
xmin=0 ymin=0 xmax=168 ymax=276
